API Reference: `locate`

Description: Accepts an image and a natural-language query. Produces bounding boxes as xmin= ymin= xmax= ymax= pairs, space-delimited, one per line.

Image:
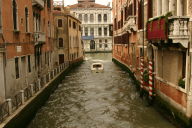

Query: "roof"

xmin=68 ymin=2 xmax=111 ymax=9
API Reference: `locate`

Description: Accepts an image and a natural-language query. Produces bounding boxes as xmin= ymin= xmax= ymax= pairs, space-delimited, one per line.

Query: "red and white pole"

xmin=148 ymin=60 xmax=153 ymax=97
xmin=140 ymin=57 xmax=144 ymax=89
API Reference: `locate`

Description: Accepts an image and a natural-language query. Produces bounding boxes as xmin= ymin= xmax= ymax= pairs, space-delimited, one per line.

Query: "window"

xmin=73 ymin=21 xmax=76 ymax=29
xmin=98 ymin=27 xmax=102 ymax=36
xmin=58 ymin=19 xmax=62 ymax=27
xmin=85 ymin=27 xmax=88 ymax=36
xmin=90 ymin=14 xmax=94 ymax=22
xmin=59 ymin=54 xmax=64 ymax=64
xmin=105 ymin=39 xmax=108 ymax=48
xmin=90 ymin=28 xmax=94 ymax=36
xmin=69 ymin=19 xmax=71 ymax=27
xmin=25 ymin=8 xmax=29 ymax=32
xmin=59 ymin=38 xmax=64 ymax=47
xmin=98 ymin=14 xmax=101 ymax=22
xmin=47 ymin=0 xmax=51 ymax=9
xmin=15 ymin=58 xmax=19 ymax=79
xmin=157 ymin=50 xmax=186 ymax=86
xmin=104 ymin=14 xmax=107 ymax=22
xmin=28 ymin=55 xmax=31 ymax=73
xmin=99 ymin=40 xmax=102 ymax=48
xmin=104 ymin=27 xmax=107 ymax=36
xmin=34 ymin=13 xmax=41 ymax=32
xmin=48 ymin=21 xmax=51 ymax=37
xmin=13 ymin=0 xmax=18 ymax=30
xmin=21 ymin=56 xmax=26 ymax=77
xmin=138 ymin=1 xmax=144 ymax=29
xmin=78 ymin=14 xmax=82 ymax=21
xmin=84 ymin=14 xmax=88 ymax=23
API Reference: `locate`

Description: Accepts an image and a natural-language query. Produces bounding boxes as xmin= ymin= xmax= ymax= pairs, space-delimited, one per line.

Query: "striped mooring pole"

xmin=148 ymin=60 xmax=153 ymax=97
xmin=140 ymin=57 xmax=144 ymax=89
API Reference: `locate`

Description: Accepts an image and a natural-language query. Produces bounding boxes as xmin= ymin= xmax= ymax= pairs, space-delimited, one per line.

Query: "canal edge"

xmin=0 ymin=59 xmax=84 ymax=128
xmin=112 ymin=58 xmax=192 ymax=128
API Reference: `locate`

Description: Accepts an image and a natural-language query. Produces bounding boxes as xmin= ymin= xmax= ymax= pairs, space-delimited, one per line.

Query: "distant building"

xmin=68 ymin=1 xmax=113 ymax=53
xmin=53 ymin=5 xmax=84 ymax=65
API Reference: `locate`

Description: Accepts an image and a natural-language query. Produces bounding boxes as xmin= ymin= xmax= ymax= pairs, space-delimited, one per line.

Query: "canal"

xmin=28 ymin=53 xmax=175 ymax=128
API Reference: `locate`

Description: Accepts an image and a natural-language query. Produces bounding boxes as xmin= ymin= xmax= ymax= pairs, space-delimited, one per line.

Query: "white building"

xmin=68 ymin=0 xmax=113 ymax=53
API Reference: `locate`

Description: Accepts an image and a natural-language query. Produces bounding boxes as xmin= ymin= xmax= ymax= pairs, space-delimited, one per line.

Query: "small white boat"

xmin=91 ymin=63 xmax=104 ymax=73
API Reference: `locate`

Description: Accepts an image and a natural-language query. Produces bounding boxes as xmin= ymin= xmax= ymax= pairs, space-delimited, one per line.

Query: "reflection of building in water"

xmin=68 ymin=0 xmax=113 ymax=53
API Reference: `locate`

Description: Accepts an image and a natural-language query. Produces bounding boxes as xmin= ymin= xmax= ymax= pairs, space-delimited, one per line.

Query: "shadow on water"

xmin=28 ymin=53 xmax=175 ymax=128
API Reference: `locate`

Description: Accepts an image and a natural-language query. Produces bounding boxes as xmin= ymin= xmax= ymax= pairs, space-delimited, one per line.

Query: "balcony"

xmin=123 ymin=16 xmax=137 ymax=33
xmin=147 ymin=15 xmax=190 ymax=48
xmin=34 ymin=32 xmax=46 ymax=43
xmin=32 ymin=0 xmax=44 ymax=9
xmin=168 ymin=16 xmax=190 ymax=48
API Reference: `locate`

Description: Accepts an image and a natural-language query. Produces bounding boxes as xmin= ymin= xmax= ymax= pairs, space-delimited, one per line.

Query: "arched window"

xmin=99 ymin=39 xmax=102 ymax=48
xmin=13 ymin=0 xmax=18 ymax=30
xmin=59 ymin=38 xmax=64 ymax=47
xmin=78 ymin=14 xmax=82 ymax=21
xmin=104 ymin=14 xmax=107 ymax=22
xmin=98 ymin=27 xmax=102 ymax=36
xmin=90 ymin=14 xmax=94 ymax=22
xmin=85 ymin=27 xmax=88 ymax=36
xmin=98 ymin=14 xmax=101 ymax=22
xmin=25 ymin=8 xmax=29 ymax=32
xmin=90 ymin=28 xmax=94 ymax=36
xmin=58 ymin=19 xmax=62 ymax=27
xmin=84 ymin=14 xmax=88 ymax=23
xmin=105 ymin=39 xmax=108 ymax=48
xmin=104 ymin=27 xmax=107 ymax=36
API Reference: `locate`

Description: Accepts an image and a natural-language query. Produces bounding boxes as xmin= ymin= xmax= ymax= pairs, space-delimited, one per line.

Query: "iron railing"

xmin=0 ymin=62 xmax=70 ymax=123
xmin=0 ymin=101 xmax=9 ymax=122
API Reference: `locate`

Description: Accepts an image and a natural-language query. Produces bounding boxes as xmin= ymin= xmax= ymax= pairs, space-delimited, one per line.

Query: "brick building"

xmin=112 ymin=0 xmax=192 ymax=124
xmin=0 ymin=0 xmax=54 ymax=102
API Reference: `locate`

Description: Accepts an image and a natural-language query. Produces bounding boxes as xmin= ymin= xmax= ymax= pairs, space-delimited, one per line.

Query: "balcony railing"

xmin=34 ymin=32 xmax=46 ymax=43
xmin=147 ymin=15 xmax=190 ymax=48
xmin=123 ymin=16 xmax=137 ymax=32
xmin=32 ymin=0 xmax=44 ymax=9
xmin=168 ymin=16 xmax=190 ymax=48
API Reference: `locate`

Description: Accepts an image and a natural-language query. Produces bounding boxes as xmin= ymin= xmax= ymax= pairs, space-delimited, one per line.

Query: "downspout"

xmin=67 ymin=16 xmax=70 ymax=65
xmin=0 ymin=0 xmax=7 ymax=99
xmin=187 ymin=17 xmax=192 ymax=117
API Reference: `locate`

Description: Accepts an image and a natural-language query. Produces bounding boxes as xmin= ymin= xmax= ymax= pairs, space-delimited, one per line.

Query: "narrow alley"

xmin=28 ymin=53 xmax=175 ymax=128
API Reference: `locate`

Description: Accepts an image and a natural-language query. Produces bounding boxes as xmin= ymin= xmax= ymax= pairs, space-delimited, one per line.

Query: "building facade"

xmin=112 ymin=0 xmax=192 ymax=125
xmin=53 ymin=5 xmax=83 ymax=65
xmin=68 ymin=0 xmax=113 ymax=53
xmin=0 ymin=0 xmax=84 ymax=103
xmin=0 ymin=0 xmax=54 ymax=101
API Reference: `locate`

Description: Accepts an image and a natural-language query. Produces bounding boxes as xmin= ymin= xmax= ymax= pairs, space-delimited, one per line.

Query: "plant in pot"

xmin=178 ymin=78 xmax=185 ymax=89
xmin=143 ymin=70 xmax=149 ymax=86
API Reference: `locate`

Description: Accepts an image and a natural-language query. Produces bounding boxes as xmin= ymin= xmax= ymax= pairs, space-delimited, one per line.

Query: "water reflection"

xmin=28 ymin=53 xmax=175 ymax=128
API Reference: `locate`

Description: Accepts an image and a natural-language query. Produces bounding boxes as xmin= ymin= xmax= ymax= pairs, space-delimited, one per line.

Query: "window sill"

xmin=155 ymin=76 xmax=187 ymax=93
xmin=26 ymin=32 xmax=32 ymax=35
xmin=13 ymin=30 xmax=20 ymax=33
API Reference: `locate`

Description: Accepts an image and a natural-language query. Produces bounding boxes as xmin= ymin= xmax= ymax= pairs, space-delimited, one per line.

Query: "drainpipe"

xmin=186 ymin=17 xmax=192 ymax=117
xmin=67 ymin=16 xmax=70 ymax=65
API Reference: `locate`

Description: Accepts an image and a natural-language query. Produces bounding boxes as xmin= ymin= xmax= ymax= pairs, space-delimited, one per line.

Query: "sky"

xmin=62 ymin=0 xmax=112 ymax=6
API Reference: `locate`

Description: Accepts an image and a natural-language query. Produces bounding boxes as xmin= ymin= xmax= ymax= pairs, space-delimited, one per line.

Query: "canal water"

xmin=28 ymin=53 xmax=175 ymax=128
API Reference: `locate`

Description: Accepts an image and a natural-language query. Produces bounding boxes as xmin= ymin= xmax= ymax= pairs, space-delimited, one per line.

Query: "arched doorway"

xmin=90 ymin=40 xmax=95 ymax=50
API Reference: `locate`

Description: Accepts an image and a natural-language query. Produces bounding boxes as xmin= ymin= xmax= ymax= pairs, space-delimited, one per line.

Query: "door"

xmin=59 ymin=54 xmax=64 ymax=64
